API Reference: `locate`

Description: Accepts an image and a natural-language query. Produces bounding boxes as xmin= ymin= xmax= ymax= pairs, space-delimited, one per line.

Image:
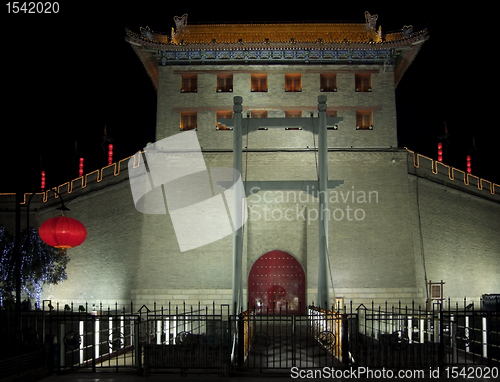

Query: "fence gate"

xmin=238 ymin=307 xmax=348 ymax=374
xmin=142 ymin=304 xmax=231 ymax=376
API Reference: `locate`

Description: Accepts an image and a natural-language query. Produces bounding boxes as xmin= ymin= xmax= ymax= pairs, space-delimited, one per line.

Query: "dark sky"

xmin=1 ymin=2 xmax=496 ymax=192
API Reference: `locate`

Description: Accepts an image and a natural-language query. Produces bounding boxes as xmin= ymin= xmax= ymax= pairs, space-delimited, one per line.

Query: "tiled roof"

xmin=167 ymin=22 xmax=383 ymax=44
xmin=127 ymin=12 xmax=424 ymax=47
xmin=125 ymin=13 xmax=428 ymax=90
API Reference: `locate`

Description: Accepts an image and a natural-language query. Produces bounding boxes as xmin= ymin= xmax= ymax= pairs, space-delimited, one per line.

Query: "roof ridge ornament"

xmin=403 ymin=25 xmax=413 ymax=36
xmin=140 ymin=26 xmax=153 ymax=40
xmin=172 ymin=13 xmax=188 ymax=39
xmin=365 ymin=11 xmax=378 ymax=31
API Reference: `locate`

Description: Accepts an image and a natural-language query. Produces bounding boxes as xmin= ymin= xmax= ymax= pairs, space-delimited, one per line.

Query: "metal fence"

xmin=235 ymin=305 xmax=349 ymax=373
xmin=141 ymin=303 xmax=231 ymax=376
xmin=352 ymin=300 xmax=500 ymax=369
xmin=0 ymin=301 xmax=140 ymax=380
xmin=441 ymin=302 xmax=499 ymax=366
xmin=353 ymin=302 xmax=441 ymax=368
xmin=0 ymin=299 xmax=499 ymax=379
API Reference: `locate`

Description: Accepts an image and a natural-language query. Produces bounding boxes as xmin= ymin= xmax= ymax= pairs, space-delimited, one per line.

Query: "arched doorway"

xmin=248 ymin=250 xmax=306 ymax=314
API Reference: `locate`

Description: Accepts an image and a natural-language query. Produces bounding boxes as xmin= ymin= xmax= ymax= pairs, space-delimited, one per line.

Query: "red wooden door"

xmin=248 ymin=250 xmax=306 ymax=314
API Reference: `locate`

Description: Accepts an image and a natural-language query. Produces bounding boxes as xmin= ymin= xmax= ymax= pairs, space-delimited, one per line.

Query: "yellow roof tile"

xmin=167 ymin=22 xmax=382 ymax=44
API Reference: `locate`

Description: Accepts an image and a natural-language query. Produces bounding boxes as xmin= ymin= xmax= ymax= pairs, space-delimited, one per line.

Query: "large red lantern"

xmin=39 ymin=215 xmax=87 ymax=254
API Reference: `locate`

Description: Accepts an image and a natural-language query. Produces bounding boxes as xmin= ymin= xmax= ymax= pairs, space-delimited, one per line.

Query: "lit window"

xmin=285 ymin=111 xmax=301 ymax=118
xmin=355 ymin=73 xmax=371 ymax=92
xmin=251 ymin=111 xmax=268 ymax=118
xmin=217 ymin=74 xmax=233 ymax=92
xmin=251 ymin=111 xmax=268 ymax=130
xmin=181 ymin=74 xmax=197 ymax=93
xmin=180 ymin=112 xmax=197 ymax=130
xmin=320 ymin=74 xmax=337 ymax=92
xmin=356 ymin=111 xmax=373 ymax=130
xmin=327 ymin=110 xmax=338 ymax=130
xmin=216 ymin=111 xmax=233 ymax=130
xmin=285 ymin=111 xmax=302 ymax=130
xmin=251 ymin=74 xmax=267 ymax=92
xmin=285 ymin=74 xmax=301 ymax=92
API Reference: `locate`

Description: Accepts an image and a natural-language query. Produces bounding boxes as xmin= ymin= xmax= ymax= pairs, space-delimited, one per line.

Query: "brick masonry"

xmin=24 ymin=148 xmax=499 ymax=311
xmin=156 ymin=64 xmax=397 ymax=150
xmin=1 ymin=61 xmax=498 ymax=312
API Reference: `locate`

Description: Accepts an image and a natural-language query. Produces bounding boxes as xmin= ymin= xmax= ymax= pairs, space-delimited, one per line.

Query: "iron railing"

xmin=141 ymin=303 xmax=231 ymax=376
xmin=1 ymin=298 xmax=498 ymax=379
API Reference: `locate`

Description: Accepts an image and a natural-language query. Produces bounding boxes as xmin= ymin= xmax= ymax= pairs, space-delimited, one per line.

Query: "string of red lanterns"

xmin=41 ymin=170 xmax=46 ymax=191
xmin=437 ymin=142 xmax=443 ymax=162
xmin=79 ymin=157 xmax=84 ymax=177
xmin=437 ymin=143 xmax=473 ymax=174
xmin=108 ymin=144 xmax=113 ymax=165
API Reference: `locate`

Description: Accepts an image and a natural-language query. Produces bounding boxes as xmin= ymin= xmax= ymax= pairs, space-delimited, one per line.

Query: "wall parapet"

xmin=0 ymin=154 xmax=145 ymax=214
xmin=406 ymin=148 xmax=500 ymax=202
xmin=2 ymin=148 xmax=498 ymax=209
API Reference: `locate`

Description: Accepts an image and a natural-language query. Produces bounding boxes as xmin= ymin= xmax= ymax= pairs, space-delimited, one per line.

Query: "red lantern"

xmin=466 ymin=155 xmax=472 ymax=174
xmin=437 ymin=142 xmax=443 ymax=162
xmin=39 ymin=215 xmax=87 ymax=254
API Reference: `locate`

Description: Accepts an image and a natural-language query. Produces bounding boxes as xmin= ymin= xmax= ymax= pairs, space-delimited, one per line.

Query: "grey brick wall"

xmin=29 ymin=147 xmax=500 ymax=309
xmin=408 ymin=172 xmax=500 ymax=305
xmin=15 ymin=61 xmax=496 ymax=310
xmin=156 ymin=64 xmax=397 ymax=150
xmin=40 ymin=179 xmax=143 ymax=304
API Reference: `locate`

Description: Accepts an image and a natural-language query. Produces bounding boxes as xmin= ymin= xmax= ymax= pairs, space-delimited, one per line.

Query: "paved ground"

xmin=39 ymin=370 xmax=296 ymax=381
xmin=38 ymin=367 xmax=499 ymax=381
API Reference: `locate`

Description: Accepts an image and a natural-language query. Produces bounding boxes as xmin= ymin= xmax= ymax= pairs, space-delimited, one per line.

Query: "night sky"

xmin=1 ymin=3 xmax=496 ymax=192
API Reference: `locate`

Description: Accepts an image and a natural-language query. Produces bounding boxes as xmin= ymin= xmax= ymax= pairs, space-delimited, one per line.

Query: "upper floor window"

xmin=181 ymin=74 xmax=197 ymax=93
xmin=217 ymin=74 xmax=233 ymax=92
xmin=285 ymin=111 xmax=302 ymax=118
xmin=285 ymin=111 xmax=302 ymax=130
xmin=251 ymin=74 xmax=267 ymax=92
xmin=216 ymin=111 xmax=233 ymax=130
xmin=251 ymin=110 xmax=268 ymax=119
xmin=320 ymin=74 xmax=337 ymax=92
xmin=327 ymin=110 xmax=338 ymax=130
xmin=285 ymin=74 xmax=301 ymax=92
xmin=251 ymin=111 xmax=268 ymax=130
xmin=355 ymin=73 xmax=371 ymax=92
xmin=356 ymin=111 xmax=373 ymax=130
xmin=180 ymin=112 xmax=197 ymax=130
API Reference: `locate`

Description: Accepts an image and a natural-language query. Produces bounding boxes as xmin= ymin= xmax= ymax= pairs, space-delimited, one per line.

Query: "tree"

xmin=0 ymin=226 xmax=14 ymax=304
xmin=0 ymin=225 xmax=69 ymax=308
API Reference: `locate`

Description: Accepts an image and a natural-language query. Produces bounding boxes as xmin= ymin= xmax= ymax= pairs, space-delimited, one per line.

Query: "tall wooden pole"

xmin=232 ymin=96 xmax=243 ymax=315
xmin=317 ymin=95 xmax=330 ymax=309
